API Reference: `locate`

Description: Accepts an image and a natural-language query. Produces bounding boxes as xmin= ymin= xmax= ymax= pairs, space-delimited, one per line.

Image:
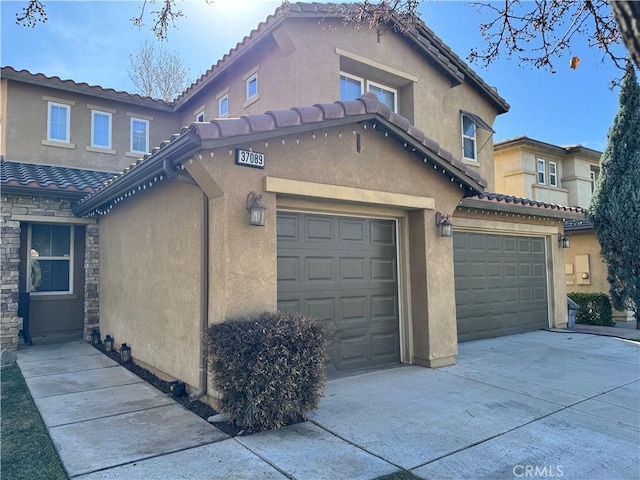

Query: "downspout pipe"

xmin=189 ymin=190 xmax=209 ymax=402
xmin=163 ymin=158 xmax=209 ymax=402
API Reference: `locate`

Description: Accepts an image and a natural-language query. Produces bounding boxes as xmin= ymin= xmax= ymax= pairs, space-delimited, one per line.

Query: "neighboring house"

xmin=1 ymin=3 xmax=586 ymax=400
xmin=493 ymin=136 xmax=633 ymax=321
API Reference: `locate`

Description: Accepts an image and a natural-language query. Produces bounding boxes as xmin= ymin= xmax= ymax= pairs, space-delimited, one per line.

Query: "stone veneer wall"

xmin=0 ymin=193 xmax=99 ymax=350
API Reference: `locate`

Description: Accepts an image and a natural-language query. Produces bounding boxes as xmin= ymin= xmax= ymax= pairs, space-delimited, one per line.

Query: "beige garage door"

xmin=454 ymin=232 xmax=549 ymax=342
xmin=277 ymin=212 xmax=400 ymax=376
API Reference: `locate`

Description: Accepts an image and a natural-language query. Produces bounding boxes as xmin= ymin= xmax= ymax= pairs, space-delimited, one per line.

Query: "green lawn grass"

xmin=1 ymin=364 xmax=67 ymax=480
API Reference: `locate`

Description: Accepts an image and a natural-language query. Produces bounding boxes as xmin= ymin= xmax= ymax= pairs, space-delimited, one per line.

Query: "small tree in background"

xmin=590 ymin=60 xmax=640 ymax=328
xmin=128 ymin=40 xmax=192 ymax=102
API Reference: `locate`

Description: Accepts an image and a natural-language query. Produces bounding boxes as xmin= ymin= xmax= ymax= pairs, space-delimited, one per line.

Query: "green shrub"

xmin=206 ymin=311 xmax=326 ymax=432
xmin=568 ymin=293 xmax=615 ymax=326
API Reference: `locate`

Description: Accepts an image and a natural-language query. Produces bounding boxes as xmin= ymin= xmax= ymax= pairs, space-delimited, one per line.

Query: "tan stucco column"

xmin=408 ymin=209 xmax=458 ymax=367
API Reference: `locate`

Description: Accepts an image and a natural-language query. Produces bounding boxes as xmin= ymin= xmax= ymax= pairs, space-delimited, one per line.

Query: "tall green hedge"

xmin=206 ymin=311 xmax=326 ymax=432
xmin=568 ymin=293 xmax=615 ymax=326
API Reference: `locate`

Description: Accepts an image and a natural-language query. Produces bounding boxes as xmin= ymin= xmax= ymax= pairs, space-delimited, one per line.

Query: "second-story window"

xmin=537 ymin=158 xmax=546 ymax=184
xmin=340 ymin=73 xmax=363 ymax=101
xmin=340 ymin=73 xmax=398 ymax=112
xmin=549 ymin=161 xmax=557 ymax=187
xmin=246 ymin=73 xmax=258 ymax=100
xmin=195 ymin=109 xmax=205 ymax=122
xmin=48 ymin=102 xmax=70 ymax=143
xmin=130 ymin=118 xmax=149 ymax=154
xmin=461 ymin=113 xmax=477 ymax=161
xmin=219 ymin=94 xmax=229 ymax=117
xmin=590 ymin=169 xmax=597 ymax=193
xmin=367 ymin=82 xmax=397 ymax=112
xmin=91 ymin=111 xmax=112 ymax=149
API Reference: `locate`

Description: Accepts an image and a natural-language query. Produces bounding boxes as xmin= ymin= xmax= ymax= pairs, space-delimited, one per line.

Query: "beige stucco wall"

xmin=564 ymin=230 xmax=631 ymax=319
xmin=4 ymin=80 xmax=180 ymax=172
xmin=454 ymin=207 xmax=569 ymax=328
xmin=564 ymin=231 xmax=608 ymax=294
xmin=99 ymin=180 xmax=202 ymax=387
xmin=494 ymin=144 xmax=599 ymax=209
xmin=178 ymin=18 xmax=500 ymax=190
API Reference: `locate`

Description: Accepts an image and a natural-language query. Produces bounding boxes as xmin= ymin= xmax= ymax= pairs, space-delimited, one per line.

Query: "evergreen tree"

xmin=590 ymin=60 xmax=640 ymax=328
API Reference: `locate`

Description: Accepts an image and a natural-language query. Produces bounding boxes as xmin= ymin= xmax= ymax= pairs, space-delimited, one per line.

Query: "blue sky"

xmin=1 ymin=1 xmax=626 ymax=151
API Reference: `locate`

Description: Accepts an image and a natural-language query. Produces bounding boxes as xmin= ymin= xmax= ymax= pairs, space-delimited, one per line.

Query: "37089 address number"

xmin=235 ymin=149 xmax=265 ymax=169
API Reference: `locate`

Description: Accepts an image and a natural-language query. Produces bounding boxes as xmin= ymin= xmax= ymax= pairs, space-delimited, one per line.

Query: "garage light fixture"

xmin=558 ymin=233 xmax=570 ymax=249
xmin=247 ymin=192 xmax=267 ymax=227
xmin=435 ymin=212 xmax=453 ymax=237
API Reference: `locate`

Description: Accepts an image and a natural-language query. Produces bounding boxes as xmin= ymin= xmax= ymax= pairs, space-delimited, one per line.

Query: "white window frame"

xmin=195 ymin=109 xmax=205 ymax=122
xmin=47 ymin=102 xmax=70 ymax=143
xmin=366 ymin=80 xmax=397 ymax=113
xmin=246 ymin=73 xmax=258 ymax=101
xmin=218 ymin=94 xmax=229 ymax=117
xmin=130 ymin=117 xmax=149 ymax=154
xmin=461 ymin=113 xmax=477 ymax=161
xmin=549 ymin=161 xmax=557 ymax=187
xmin=27 ymin=224 xmax=74 ymax=295
xmin=91 ymin=110 xmax=112 ymax=149
xmin=590 ymin=170 xmax=597 ymax=193
xmin=339 ymin=72 xmax=364 ymax=102
xmin=537 ymin=158 xmax=546 ymax=185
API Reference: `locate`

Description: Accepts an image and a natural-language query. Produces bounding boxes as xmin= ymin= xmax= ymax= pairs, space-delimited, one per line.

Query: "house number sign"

xmin=235 ymin=149 xmax=265 ymax=169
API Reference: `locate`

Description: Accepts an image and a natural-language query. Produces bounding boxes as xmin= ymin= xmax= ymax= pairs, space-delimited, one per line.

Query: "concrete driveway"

xmin=17 ymin=330 xmax=639 ymax=479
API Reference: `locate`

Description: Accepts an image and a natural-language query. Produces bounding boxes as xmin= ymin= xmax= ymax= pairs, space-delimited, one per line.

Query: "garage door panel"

xmin=277 ymin=256 xmax=299 ymax=282
xmin=370 ymin=220 xmax=395 ymax=245
xmin=340 ymin=219 xmax=365 ymax=242
xmin=339 ymin=257 xmax=366 ymax=281
xmin=455 ymin=232 xmax=548 ymax=343
xmin=371 ymin=258 xmax=396 ymax=282
xmin=278 ymin=213 xmax=400 ymax=375
xmin=306 ymin=217 xmax=333 ymax=241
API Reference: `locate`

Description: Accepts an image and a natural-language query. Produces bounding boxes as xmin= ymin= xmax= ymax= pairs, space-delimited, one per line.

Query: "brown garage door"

xmin=277 ymin=212 xmax=400 ymax=376
xmin=454 ymin=232 xmax=549 ymax=342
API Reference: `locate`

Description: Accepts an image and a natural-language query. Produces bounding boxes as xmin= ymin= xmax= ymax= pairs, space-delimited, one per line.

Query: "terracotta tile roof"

xmin=175 ymin=2 xmax=509 ymax=113
xmin=460 ymin=192 xmax=587 ymax=218
xmin=75 ymin=94 xmax=487 ymax=217
xmin=1 ymin=67 xmax=172 ymax=110
xmin=1 ymin=160 xmax=115 ymax=197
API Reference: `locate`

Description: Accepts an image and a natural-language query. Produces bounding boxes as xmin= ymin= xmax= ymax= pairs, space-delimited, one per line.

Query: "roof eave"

xmin=2 ymin=185 xmax=91 ymax=200
xmin=197 ymin=114 xmax=485 ymax=196
xmin=73 ymin=129 xmax=202 ymax=216
xmin=459 ymin=197 xmax=586 ymax=220
xmin=2 ymin=69 xmax=174 ymax=112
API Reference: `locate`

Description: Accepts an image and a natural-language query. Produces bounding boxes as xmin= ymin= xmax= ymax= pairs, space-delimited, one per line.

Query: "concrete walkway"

xmin=17 ymin=329 xmax=639 ymax=480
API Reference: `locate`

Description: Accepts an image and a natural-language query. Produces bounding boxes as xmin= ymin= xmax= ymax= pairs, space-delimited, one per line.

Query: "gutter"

xmin=73 ymin=129 xmax=201 ymax=216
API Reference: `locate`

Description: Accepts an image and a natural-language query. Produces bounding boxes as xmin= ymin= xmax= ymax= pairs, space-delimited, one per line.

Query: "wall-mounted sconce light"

xmin=247 ymin=192 xmax=267 ymax=226
xmin=120 ymin=343 xmax=131 ymax=363
xmin=435 ymin=212 xmax=453 ymax=238
xmin=558 ymin=233 xmax=570 ymax=249
xmin=90 ymin=328 xmax=100 ymax=346
xmin=104 ymin=335 xmax=114 ymax=352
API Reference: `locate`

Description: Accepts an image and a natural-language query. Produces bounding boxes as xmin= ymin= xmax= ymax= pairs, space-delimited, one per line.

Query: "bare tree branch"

xmin=610 ymin=1 xmax=640 ymax=69
xmin=15 ymin=0 xmax=47 ymax=28
xmin=128 ymin=40 xmax=192 ymax=101
xmin=468 ymin=0 xmax=624 ymax=73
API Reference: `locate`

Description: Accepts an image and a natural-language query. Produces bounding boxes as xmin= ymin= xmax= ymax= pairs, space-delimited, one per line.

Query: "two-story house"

xmin=493 ymin=136 xmax=632 ymax=321
xmin=1 ymin=3 xmax=585 ymax=402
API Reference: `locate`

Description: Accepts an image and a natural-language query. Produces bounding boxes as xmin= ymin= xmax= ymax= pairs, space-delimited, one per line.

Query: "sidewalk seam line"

xmin=410 ymin=377 xmax=640 ymax=471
